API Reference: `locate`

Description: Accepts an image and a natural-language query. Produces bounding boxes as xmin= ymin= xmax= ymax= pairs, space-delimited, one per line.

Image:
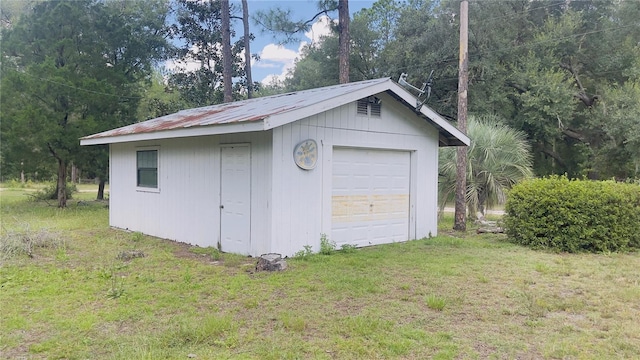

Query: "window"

xmin=137 ymin=150 xmax=158 ymax=188
xmin=356 ymin=96 xmax=381 ymax=117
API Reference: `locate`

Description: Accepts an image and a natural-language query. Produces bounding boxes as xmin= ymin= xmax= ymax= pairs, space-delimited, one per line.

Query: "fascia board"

xmin=80 ymin=121 xmax=265 ymax=146
xmin=387 ymin=82 xmax=471 ymax=146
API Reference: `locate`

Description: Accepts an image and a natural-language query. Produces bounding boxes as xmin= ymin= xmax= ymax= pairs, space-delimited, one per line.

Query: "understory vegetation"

xmin=1 ymin=188 xmax=639 ymax=359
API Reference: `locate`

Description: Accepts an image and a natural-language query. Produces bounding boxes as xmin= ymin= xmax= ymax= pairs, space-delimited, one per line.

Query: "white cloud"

xmin=304 ymin=15 xmax=333 ymax=45
xmin=259 ymin=15 xmax=335 ymax=85
xmin=256 ymin=44 xmax=298 ymax=68
xmin=256 ymin=43 xmax=297 ymax=85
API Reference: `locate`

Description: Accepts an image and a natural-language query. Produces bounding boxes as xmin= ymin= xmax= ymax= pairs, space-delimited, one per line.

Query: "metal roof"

xmin=80 ymin=78 xmax=469 ymax=146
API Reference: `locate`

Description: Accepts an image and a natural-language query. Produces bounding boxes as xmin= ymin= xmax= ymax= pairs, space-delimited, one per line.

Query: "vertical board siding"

xmin=109 ymin=131 xmax=272 ymax=255
xmin=110 ymin=92 xmax=441 ymax=257
xmin=271 ymin=93 xmax=440 ymax=256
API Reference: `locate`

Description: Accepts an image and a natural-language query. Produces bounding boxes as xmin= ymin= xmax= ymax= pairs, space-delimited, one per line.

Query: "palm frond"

xmin=438 ymin=114 xmax=534 ymax=216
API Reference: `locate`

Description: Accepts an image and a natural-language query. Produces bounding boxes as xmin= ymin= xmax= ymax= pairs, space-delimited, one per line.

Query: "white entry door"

xmin=220 ymin=145 xmax=251 ymax=255
xmin=332 ymin=148 xmax=411 ymax=247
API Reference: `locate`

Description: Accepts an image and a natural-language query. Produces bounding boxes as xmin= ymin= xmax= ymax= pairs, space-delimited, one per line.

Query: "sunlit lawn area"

xmin=1 ymin=187 xmax=639 ymax=359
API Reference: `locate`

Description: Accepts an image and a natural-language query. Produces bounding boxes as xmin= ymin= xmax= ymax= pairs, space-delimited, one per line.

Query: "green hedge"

xmin=504 ymin=176 xmax=640 ymax=253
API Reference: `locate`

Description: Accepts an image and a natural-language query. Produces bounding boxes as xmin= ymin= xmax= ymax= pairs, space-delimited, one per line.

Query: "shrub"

xmin=319 ymin=233 xmax=336 ymax=255
xmin=340 ymin=243 xmax=358 ymax=253
xmin=504 ymin=176 xmax=640 ymax=252
xmin=31 ymin=182 xmax=77 ymax=201
xmin=5 ymin=179 xmax=36 ymax=189
xmin=294 ymin=245 xmax=313 ymax=259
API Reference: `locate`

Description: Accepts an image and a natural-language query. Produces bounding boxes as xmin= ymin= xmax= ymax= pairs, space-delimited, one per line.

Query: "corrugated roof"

xmin=82 ymin=78 xmax=390 ymax=140
xmin=80 ymin=77 xmax=470 ymax=147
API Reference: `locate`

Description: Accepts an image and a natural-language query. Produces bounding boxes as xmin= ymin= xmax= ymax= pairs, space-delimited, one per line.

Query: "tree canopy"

xmin=0 ymin=0 xmax=171 ymax=206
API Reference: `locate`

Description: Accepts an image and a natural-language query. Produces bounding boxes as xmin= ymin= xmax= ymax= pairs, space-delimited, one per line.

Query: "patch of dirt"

xmin=169 ymin=241 xmax=255 ymax=270
xmin=331 ymin=297 xmax=368 ymax=316
xmin=171 ymin=242 xmax=215 ymax=262
xmin=2 ymin=329 xmax=49 ymax=360
xmin=546 ymin=311 xmax=587 ymax=323
xmin=472 ymin=342 xmax=497 ymax=358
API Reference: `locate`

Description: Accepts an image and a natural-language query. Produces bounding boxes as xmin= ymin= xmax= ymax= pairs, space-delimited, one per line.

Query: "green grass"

xmin=425 ymin=294 xmax=447 ymax=311
xmin=1 ymin=189 xmax=639 ymax=359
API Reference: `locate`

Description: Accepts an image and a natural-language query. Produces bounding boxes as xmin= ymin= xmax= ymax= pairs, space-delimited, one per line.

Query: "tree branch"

xmin=562 ymin=128 xmax=586 ymax=142
xmin=254 ymin=6 xmax=336 ymax=44
xmin=538 ymin=144 xmax=567 ymax=168
xmin=507 ymin=81 xmax=527 ymax=94
xmin=559 ymin=61 xmax=599 ymax=107
xmin=47 ymin=142 xmax=61 ymax=161
xmin=300 ymin=8 xmax=336 ymax=28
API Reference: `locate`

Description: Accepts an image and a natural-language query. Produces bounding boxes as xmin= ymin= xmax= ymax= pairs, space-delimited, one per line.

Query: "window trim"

xmin=136 ymin=146 xmax=160 ymax=193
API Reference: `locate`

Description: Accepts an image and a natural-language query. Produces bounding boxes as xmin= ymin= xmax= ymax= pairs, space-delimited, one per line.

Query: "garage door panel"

xmin=331 ymin=148 xmax=410 ymax=247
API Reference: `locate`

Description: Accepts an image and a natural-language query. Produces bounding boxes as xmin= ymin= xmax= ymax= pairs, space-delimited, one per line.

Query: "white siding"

xmin=109 ymin=132 xmax=272 ymax=256
xmin=271 ymin=93 xmax=439 ymax=256
xmin=108 ymin=92 xmax=441 ymax=257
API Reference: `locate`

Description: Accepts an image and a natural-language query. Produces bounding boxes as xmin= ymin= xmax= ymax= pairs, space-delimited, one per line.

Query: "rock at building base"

xmin=256 ymin=253 xmax=288 ymax=271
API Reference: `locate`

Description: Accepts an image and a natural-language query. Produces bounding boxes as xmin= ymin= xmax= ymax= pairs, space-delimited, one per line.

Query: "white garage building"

xmin=81 ymin=78 xmax=469 ymax=257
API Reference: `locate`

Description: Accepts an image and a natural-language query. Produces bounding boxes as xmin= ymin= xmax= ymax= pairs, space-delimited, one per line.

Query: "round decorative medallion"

xmin=293 ymin=139 xmax=318 ymax=170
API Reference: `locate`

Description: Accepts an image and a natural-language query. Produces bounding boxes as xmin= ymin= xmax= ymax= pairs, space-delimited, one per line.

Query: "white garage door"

xmin=332 ymin=148 xmax=411 ymax=247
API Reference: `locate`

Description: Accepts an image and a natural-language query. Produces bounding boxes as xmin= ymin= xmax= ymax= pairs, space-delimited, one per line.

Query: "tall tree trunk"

xmin=71 ymin=162 xmax=77 ymax=183
xmin=221 ymin=0 xmax=233 ymax=103
xmin=57 ymin=158 xmax=67 ymax=208
xmin=338 ymin=0 xmax=350 ymax=84
xmin=97 ymin=177 xmax=106 ymax=200
xmin=241 ymin=0 xmax=253 ymax=99
xmin=454 ymin=0 xmax=469 ymax=231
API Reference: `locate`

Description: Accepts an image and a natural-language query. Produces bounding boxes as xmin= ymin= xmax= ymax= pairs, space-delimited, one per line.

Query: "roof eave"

xmin=80 ymin=120 xmax=265 ymax=146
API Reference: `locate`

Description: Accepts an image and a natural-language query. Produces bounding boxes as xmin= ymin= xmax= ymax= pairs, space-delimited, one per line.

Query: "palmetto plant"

xmin=439 ymin=115 xmax=534 ymax=219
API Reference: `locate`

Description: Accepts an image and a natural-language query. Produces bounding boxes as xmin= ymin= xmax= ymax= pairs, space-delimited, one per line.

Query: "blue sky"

xmin=166 ymin=1 xmax=375 ymax=85
xmin=246 ymin=1 xmax=375 ymax=84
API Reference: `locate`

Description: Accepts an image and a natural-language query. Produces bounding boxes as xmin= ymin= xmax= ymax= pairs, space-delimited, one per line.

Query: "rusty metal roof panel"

xmin=82 ymin=78 xmax=391 ymax=140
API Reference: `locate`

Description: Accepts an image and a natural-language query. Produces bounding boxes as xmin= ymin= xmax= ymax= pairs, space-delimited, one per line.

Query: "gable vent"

xmin=356 ymin=97 xmax=381 ymax=117
xmin=357 ymin=98 xmax=369 ymax=115
xmin=370 ymin=101 xmax=381 ymax=117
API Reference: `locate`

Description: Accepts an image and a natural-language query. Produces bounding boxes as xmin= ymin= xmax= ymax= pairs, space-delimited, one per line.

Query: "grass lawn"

xmin=1 ymin=188 xmax=639 ymax=359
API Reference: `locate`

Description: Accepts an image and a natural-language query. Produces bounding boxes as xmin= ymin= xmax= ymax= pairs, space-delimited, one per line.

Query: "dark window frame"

xmin=136 ymin=149 xmax=158 ymax=189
